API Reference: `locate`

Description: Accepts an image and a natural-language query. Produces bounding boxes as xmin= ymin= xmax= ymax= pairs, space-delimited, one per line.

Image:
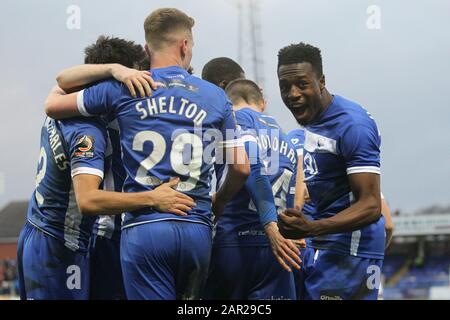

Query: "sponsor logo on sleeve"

xmin=74 ymin=135 xmax=95 ymax=158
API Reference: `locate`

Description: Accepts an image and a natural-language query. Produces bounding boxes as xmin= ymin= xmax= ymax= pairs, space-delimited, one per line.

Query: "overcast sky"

xmin=0 ymin=0 xmax=449 ymax=213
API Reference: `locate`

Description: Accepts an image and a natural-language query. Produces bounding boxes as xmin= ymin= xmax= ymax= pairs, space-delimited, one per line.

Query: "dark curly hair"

xmin=277 ymin=42 xmax=323 ymax=77
xmin=84 ymin=35 xmax=147 ymax=69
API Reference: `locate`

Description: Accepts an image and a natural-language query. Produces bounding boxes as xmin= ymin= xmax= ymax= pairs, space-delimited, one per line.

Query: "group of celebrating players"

xmin=17 ymin=7 xmax=393 ymax=300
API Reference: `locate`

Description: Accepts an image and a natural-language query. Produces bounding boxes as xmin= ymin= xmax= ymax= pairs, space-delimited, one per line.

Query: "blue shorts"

xmin=298 ymin=247 xmax=383 ymax=300
xmin=89 ymin=235 xmax=126 ymax=300
xmin=292 ymin=248 xmax=307 ymax=300
xmin=203 ymin=245 xmax=296 ymax=300
xmin=17 ymin=222 xmax=89 ymax=300
xmin=120 ymin=221 xmax=212 ymax=300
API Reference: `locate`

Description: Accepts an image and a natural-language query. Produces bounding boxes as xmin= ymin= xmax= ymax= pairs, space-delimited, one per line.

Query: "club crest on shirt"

xmin=74 ymin=135 xmax=94 ymax=158
xmin=303 ymin=152 xmax=319 ymax=181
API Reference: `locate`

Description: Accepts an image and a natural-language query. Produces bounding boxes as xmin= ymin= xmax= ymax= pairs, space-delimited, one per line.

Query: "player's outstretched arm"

xmin=56 ymin=63 xmax=158 ymax=97
xmin=293 ymin=155 xmax=306 ymax=211
xmin=212 ymin=146 xmax=250 ymax=220
xmin=44 ymin=86 xmax=80 ymax=119
xmin=278 ymin=173 xmax=381 ymax=239
xmin=243 ymin=141 xmax=301 ymax=272
xmin=73 ymin=175 xmax=196 ymax=216
xmin=381 ymin=197 xmax=394 ymax=249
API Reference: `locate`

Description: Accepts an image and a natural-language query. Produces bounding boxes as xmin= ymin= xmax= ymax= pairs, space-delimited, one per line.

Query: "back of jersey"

xmin=79 ymin=66 xmax=239 ymax=229
xmin=27 ymin=117 xmax=105 ymax=252
xmin=214 ymin=108 xmax=297 ymax=246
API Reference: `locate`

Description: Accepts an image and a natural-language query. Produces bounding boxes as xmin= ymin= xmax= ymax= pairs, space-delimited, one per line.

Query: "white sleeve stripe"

xmin=218 ymin=138 xmax=244 ymax=148
xmin=296 ymin=148 xmax=303 ymax=156
xmin=71 ymin=167 xmax=104 ymax=179
xmin=76 ymin=90 xmax=92 ymax=117
xmin=241 ymin=135 xmax=258 ymax=144
xmin=347 ymin=166 xmax=381 ymax=175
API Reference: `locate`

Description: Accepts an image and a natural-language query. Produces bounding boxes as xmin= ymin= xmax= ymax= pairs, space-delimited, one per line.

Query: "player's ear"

xmin=180 ymin=39 xmax=188 ymax=58
xmin=219 ymin=80 xmax=228 ymax=90
xmin=144 ymin=43 xmax=151 ymax=60
xmin=260 ymin=98 xmax=267 ymax=113
xmin=319 ymin=74 xmax=326 ymax=92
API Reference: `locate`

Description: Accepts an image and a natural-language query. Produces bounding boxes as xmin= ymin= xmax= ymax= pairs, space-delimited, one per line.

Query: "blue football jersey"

xmin=26 ymin=117 xmax=107 ymax=252
xmin=303 ymin=95 xmax=385 ymax=259
xmin=214 ymin=108 xmax=297 ymax=246
xmin=286 ymin=129 xmax=315 ymax=217
xmin=77 ymin=66 xmax=241 ymax=229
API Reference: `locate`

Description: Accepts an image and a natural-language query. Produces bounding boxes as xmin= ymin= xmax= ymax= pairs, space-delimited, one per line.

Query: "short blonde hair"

xmin=144 ymin=8 xmax=195 ymax=51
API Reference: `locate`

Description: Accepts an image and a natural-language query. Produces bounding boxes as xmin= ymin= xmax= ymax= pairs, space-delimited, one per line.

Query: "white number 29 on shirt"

xmin=133 ymin=131 xmax=203 ymax=191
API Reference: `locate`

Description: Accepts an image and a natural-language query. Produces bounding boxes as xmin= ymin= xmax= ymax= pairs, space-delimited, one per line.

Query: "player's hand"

xmin=110 ymin=64 xmax=160 ymax=98
xmin=278 ymin=208 xmax=314 ymax=239
xmin=292 ymin=238 xmax=307 ymax=248
xmin=264 ymin=222 xmax=301 ymax=272
xmin=150 ymin=178 xmax=196 ymax=216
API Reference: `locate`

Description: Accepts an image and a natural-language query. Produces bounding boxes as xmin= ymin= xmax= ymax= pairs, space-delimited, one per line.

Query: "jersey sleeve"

xmin=76 ymin=80 xmax=123 ymax=117
xmin=218 ymin=98 xmax=243 ymax=149
xmin=236 ymin=109 xmax=258 ymax=146
xmin=64 ymin=119 xmax=108 ymax=180
xmin=236 ymin=109 xmax=277 ymax=225
xmin=340 ymin=123 xmax=381 ymax=175
xmin=244 ymin=137 xmax=277 ymax=226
